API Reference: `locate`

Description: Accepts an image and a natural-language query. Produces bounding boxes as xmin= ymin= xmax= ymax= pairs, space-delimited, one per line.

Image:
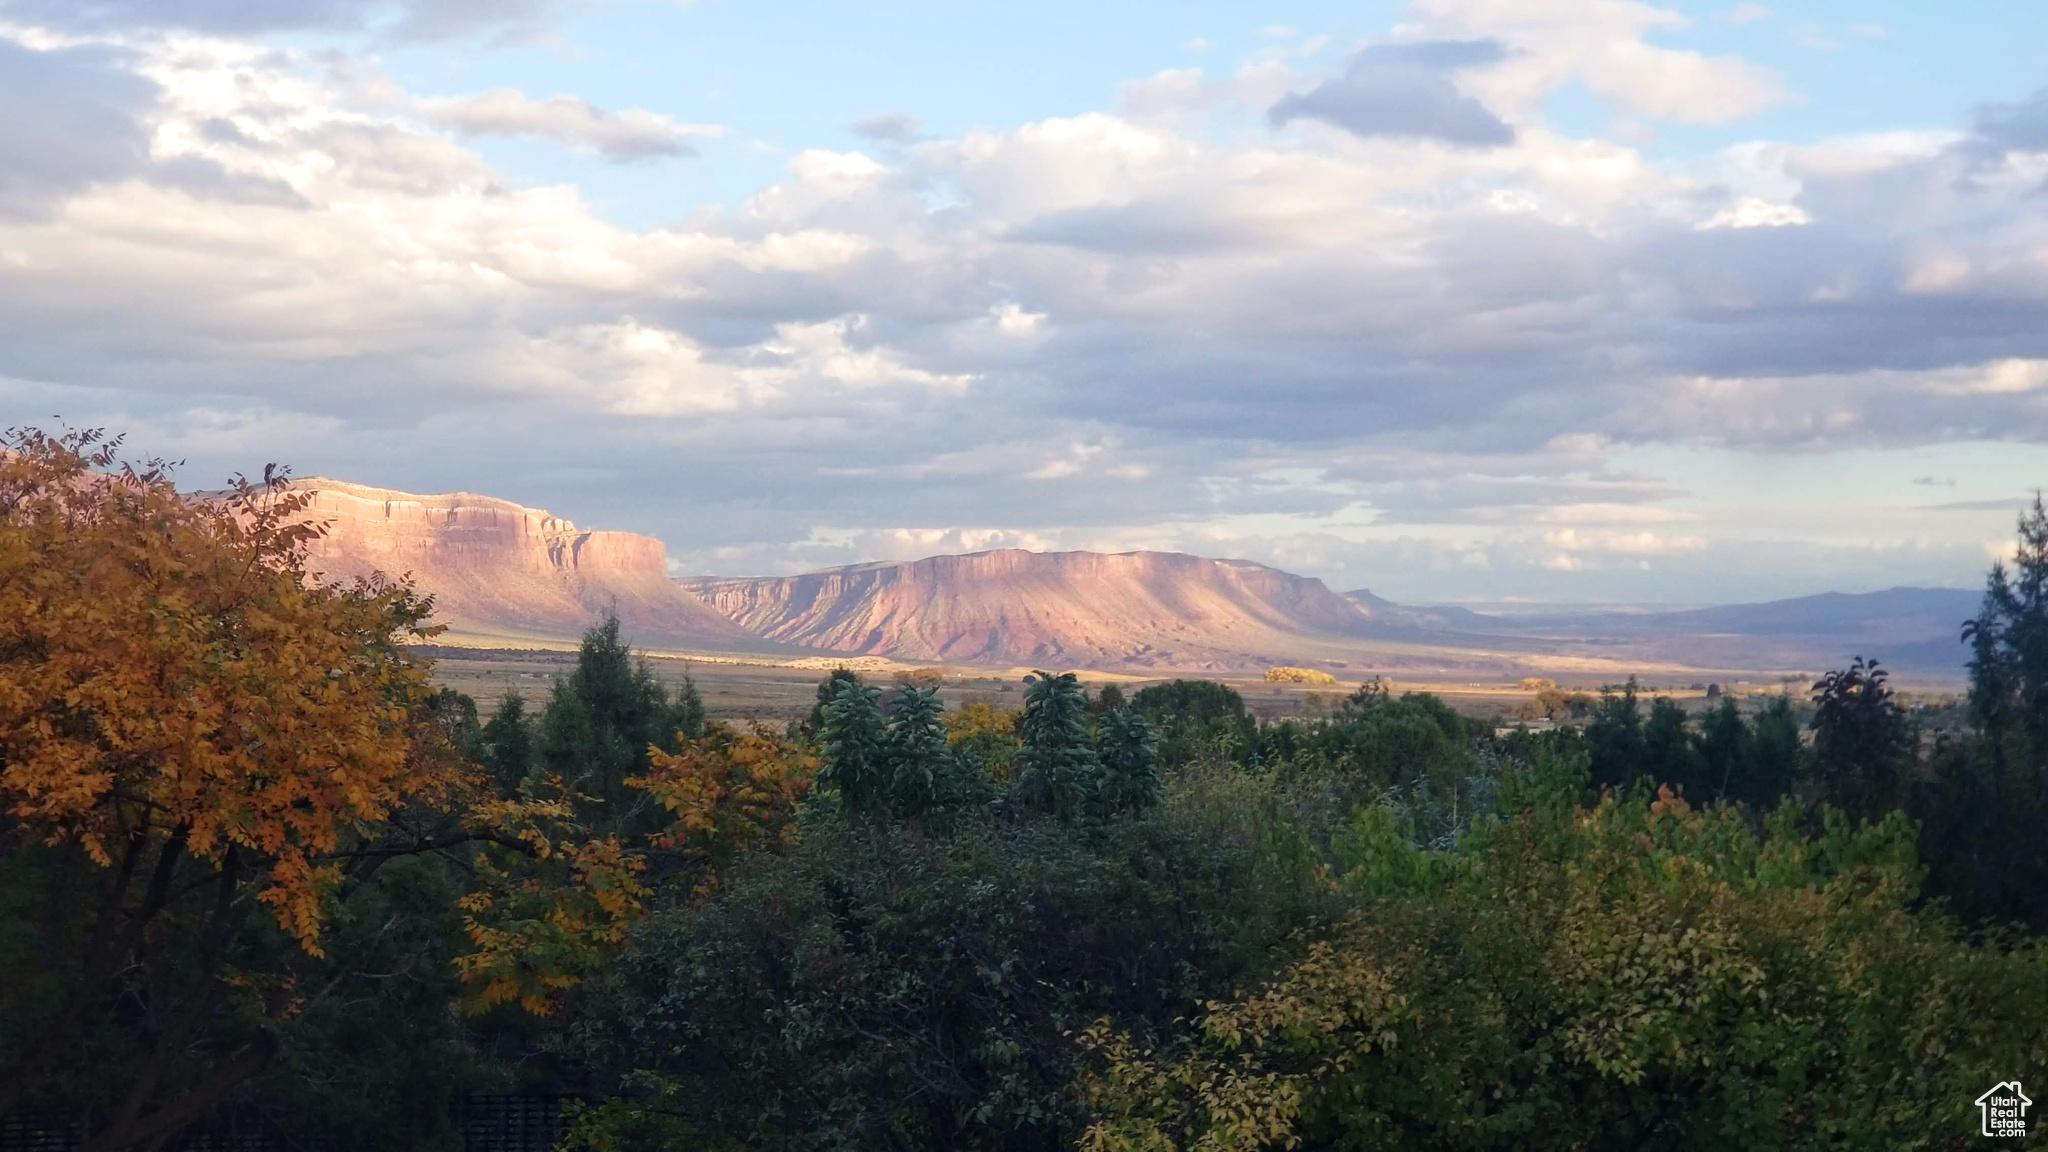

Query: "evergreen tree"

xmin=1808 ymin=657 xmax=1911 ymax=822
xmin=1643 ymin=696 xmax=1706 ymax=799
xmin=1015 ymin=671 xmax=1102 ymax=822
xmin=818 ymin=676 xmax=890 ymax=816
xmin=480 ymin=691 xmax=537 ymax=794
xmin=807 ymin=667 xmax=865 ymax=735
xmin=1585 ymin=678 xmax=1646 ymax=792
xmin=1747 ymin=695 xmax=1804 ymax=808
xmin=538 ymin=615 xmax=684 ymax=834
xmin=1096 ymin=707 xmax=1161 ymax=819
xmin=885 ymin=684 xmax=949 ymax=817
xmin=1922 ymin=496 xmax=2048 ymax=928
xmin=672 ymin=671 xmax=707 ymax=743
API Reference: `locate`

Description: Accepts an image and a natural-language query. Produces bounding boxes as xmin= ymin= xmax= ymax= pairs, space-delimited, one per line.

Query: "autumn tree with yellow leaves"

xmin=0 ymin=430 xmax=652 ymax=1148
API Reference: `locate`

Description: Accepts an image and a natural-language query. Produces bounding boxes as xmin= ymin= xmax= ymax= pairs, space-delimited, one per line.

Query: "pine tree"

xmin=1096 ymin=707 xmax=1161 ymax=819
xmin=1964 ymin=495 xmax=2048 ymax=762
xmin=819 ymin=676 xmax=890 ymax=817
xmin=807 ymin=667 xmax=865 ymax=735
xmin=1585 ymin=678 xmax=1646 ymax=792
xmin=480 ymin=691 xmax=537 ymax=793
xmin=1015 ymin=671 xmax=1102 ymax=822
xmin=538 ymin=614 xmax=682 ymax=834
xmin=886 ymin=684 xmax=948 ymax=817
xmin=1643 ymin=696 xmax=1706 ymax=799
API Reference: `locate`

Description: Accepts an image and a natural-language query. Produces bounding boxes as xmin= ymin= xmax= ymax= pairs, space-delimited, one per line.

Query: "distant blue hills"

xmin=1348 ymin=586 xmax=1984 ymax=676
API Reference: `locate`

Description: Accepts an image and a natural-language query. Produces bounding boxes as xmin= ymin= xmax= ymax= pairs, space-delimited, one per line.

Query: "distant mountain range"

xmin=272 ymin=477 xmax=1983 ymax=680
xmin=1468 ymin=587 xmax=1981 ymax=676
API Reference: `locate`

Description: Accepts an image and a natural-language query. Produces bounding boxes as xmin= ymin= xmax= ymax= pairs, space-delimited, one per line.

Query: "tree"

xmin=1094 ymin=683 xmax=1127 ymax=715
xmin=1015 ymin=671 xmax=1102 ymax=822
xmin=1096 ymin=708 xmax=1161 ymax=819
xmin=1132 ymin=680 xmax=1253 ymax=769
xmin=0 ymin=430 xmax=646 ymax=1147
xmin=1918 ymin=497 xmax=2048 ymax=929
xmin=628 ymin=723 xmax=816 ymax=895
xmin=1079 ymin=793 xmax=2047 ymax=1151
xmin=538 ymin=616 xmax=695 ymax=837
xmin=805 ymin=666 xmax=866 ymax=735
xmin=1809 ymin=657 xmax=1911 ymax=822
xmin=817 ymin=676 xmax=890 ymax=817
xmin=567 ymin=812 xmax=1295 ymax=1151
xmin=1585 ymin=678 xmax=1646 ymax=792
xmin=945 ymin=700 xmax=1021 ymax=783
xmin=885 ymin=684 xmax=949 ymax=817
xmin=480 ymin=691 xmax=538 ymax=794
xmin=1642 ymin=696 xmax=1706 ymax=799
xmin=1747 ymin=695 xmax=1804 ymax=808
xmin=1695 ymin=696 xmax=1752 ymax=804
xmin=1133 ymin=679 xmax=1245 ymax=725
xmin=1964 ymin=495 xmax=2048 ymax=761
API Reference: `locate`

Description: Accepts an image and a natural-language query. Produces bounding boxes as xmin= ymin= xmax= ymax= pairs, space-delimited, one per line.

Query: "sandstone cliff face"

xmin=288 ymin=479 xmax=760 ymax=650
xmin=679 ymin=548 xmax=1375 ymax=669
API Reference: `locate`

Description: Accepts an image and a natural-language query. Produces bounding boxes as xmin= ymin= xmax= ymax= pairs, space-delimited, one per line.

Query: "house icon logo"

xmin=1977 ymin=1080 xmax=2031 ymax=1137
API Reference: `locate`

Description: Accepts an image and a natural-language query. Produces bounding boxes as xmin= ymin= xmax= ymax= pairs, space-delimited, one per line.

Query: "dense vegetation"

xmin=3 ymin=429 xmax=2047 ymax=1149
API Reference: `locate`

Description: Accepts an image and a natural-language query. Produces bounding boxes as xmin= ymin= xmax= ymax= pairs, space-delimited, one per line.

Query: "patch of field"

xmin=422 ymin=646 xmax=1962 ymax=727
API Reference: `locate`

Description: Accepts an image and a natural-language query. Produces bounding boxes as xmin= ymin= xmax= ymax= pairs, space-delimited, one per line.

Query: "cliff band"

xmin=286 ymin=479 xmax=762 ymax=650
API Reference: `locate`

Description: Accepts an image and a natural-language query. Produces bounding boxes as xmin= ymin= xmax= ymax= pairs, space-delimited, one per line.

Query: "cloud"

xmin=0 ymin=0 xmax=546 ymax=39
xmin=417 ymin=88 xmax=717 ymax=161
xmin=1543 ymin=527 xmax=1708 ymax=555
xmin=1974 ymin=87 xmax=2048 ymax=153
xmin=848 ymin=111 xmax=925 ymax=144
xmin=1407 ymin=0 xmax=1787 ymax=126
xmin=0 ymin=15 xmax=2040 ymax=604
xmin=1696 ymin=197 xmax=1809 ymax=229
xmin=0 ymin=40 xmax=157 ymax=215
xmin=1269 ymin=40 xmax=1515 ymax=146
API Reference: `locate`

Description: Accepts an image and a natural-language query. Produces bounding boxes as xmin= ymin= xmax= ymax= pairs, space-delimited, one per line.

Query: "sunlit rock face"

xmin=680 ymin=548 xmax=1378 ymax=669
xmin=286 ymin=479 xmax=762 ymax=651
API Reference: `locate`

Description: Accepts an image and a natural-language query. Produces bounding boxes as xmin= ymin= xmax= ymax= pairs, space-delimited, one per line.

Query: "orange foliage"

xmin=0 ymin=429 xmax=449 ymax=954
xmin=629 ymin=722 xmax=817 ymax=895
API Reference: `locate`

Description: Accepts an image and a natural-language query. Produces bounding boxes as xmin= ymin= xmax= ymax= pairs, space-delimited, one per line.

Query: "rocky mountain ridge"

xmin=679 ymin=548 xmax=1379 ymax=668
xmin=284 ymin=478 xmax=764 ymax=651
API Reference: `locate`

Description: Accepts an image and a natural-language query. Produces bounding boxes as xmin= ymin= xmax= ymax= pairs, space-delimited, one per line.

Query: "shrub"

xmin=1265 ymin=666 xmax=1338 ymax=684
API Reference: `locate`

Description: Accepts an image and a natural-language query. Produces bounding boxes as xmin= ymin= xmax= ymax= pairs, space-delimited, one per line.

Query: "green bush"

xmin=1079 ymin=791 xmax=2048 ymax=1151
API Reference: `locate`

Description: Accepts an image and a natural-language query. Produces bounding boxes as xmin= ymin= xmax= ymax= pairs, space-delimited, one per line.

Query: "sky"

xmin=0 ymin=0 xmax=2045 ymax=605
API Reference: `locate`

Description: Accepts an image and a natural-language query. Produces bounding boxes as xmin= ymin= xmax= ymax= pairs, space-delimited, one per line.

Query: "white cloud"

xmin=989 ymin=301 xmax=1046 ymax=333
xmin=1544 ymin=527 xmax=1708 ymax=555
xmin=417 ymin=87 xmax=721 ymax=161
xmin=1409 ymin=0 xmax=1788 ymax=126
xmin=1696 ymin=196 xmax=1810 ymax=229
xmin=0 ymin=12 xmax=2040 ymax=603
